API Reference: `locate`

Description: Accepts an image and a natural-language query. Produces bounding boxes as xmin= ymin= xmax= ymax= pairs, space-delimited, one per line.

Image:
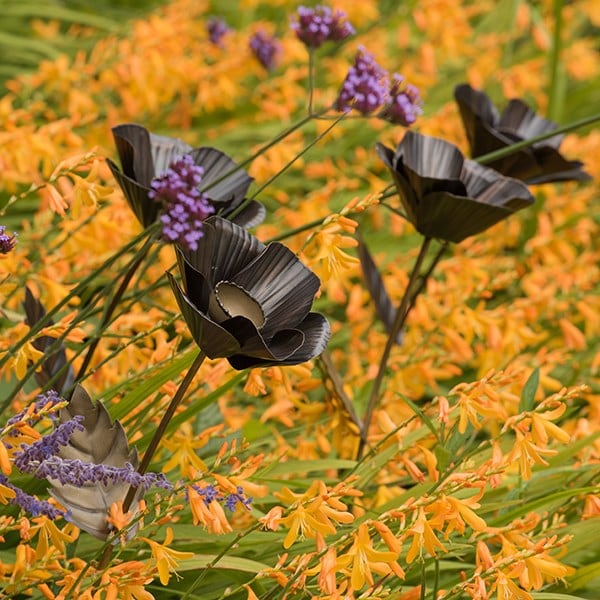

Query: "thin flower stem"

xmin=199 ymin=108 xmax=328 ymax=198
xmin=420 ymin=561 xmax=427 ymax=600
xmin=180 ymin=523 xmax=263 ymax=600
xmin=319 ymin=348 xmax=365 ymax=440
xmin=548 ymin=0 xmax=564 ymax=122
xmin=232 ymin=112 xmax=347 ymax=219
xmin=357 ymin=237 xmax=432 ymax=459
xmin=74 ymin=234 xmax=154 ymax=384
xmin=475 ymin=112 xmax=600 ymax=164
xmin=0 ymin=224 xmax=158 ymax=382
xmin=308 ymin=48 xmax=315 ymax=114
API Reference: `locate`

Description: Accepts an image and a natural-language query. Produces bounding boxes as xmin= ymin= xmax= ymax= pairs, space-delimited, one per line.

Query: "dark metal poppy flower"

xmin=454 ymin=83 xmax=591 ymax=185
xmin=167 ymin=216 xmax=330 ymax=370
xmin=376 ymin=130 xmax=534 ymax=243
xmin=106 ymin=123 xmax=265 ymax=229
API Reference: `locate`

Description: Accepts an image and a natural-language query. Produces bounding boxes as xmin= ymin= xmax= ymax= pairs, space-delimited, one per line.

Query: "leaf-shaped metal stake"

xmin=356 ymin=234 xmax=402 ymax=345
xmin=47 ymin=385 xmax=140 ymax=540
xmin=23 ymin=286 xmax=75 ymax=395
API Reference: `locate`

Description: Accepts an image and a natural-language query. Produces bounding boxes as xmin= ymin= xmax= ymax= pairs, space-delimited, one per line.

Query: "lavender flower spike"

xmin=149 ymin=154 xmax=215 ymax=252
xmin=0 ymin=226 xmax=17 ymax=254
xmin=379 ymin=74 xmax=423 ymax=126
xmin=291 ymin=5 xmax=354 ymax=49
xmin=249 ymin=30 xmax=281 ymax=71
xmin=207 ymin=17 xmax=230 ymax=47
xmin=335 ymin=46 xmax=389 ymax=115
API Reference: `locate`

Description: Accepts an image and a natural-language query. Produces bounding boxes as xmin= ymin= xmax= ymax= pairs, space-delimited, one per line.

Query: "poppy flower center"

xmin=209 ymin=282 xmax=265 ymax=328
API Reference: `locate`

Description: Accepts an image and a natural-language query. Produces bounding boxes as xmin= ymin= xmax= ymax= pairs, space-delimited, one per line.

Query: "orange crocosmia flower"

xmin=244 ymin=584 xmax=260 ymax=600
xmin=161 ymin=423 xmax=222 ymax=474
xmin=442 ymin=494 xmax=487 ymax=534
xmin=98 ymin=560 xmax=154 ymax=600
xmin=405 ymin=507 xmax=446 ymax=563
xmin=106 ymin=500 xmax=134 ymax=533
xmin=188 ymin=486 xmax=232 ymax=534
xmin=260 ymin=506 xmax=283 ymax=531
xmin=0 ymin=441 xmax=12 ymax=475
xmin=140 ymin=527 xmax=193 ymax=586
xmin=505 ymin=431 xmax=557 ymax=480
xmin=0 ymin=483 xmax=16 ymax=504
xmin=493 ymin=573 xmax=533 ymax=600
xmin=336 ymin=523 xmax=404 ymax=591
xmin=1 ymin=340 xmax=45 ymax=380
xmin=38 ymin=312 xmax=86 ymax=344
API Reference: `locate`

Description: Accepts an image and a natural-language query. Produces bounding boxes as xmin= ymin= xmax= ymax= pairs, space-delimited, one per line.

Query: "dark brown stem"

xmin=98 ymin=349 xmax=205 ymax=569
xmin=75 ymin=237 xmax=154 ymax=384
xmin=357 ymin=237 xmax=432 ymax=459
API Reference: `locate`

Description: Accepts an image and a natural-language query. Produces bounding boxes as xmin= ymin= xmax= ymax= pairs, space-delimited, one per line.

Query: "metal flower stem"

xmin=357 ymin=236 xmax=432 ymax=459
xmin=75 ymin=234 xmax=155 ymax=384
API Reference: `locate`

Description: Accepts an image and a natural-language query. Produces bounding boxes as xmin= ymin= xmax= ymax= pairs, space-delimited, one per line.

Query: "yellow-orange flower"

xmin=140 ymin=527 xmax=193 ymax=585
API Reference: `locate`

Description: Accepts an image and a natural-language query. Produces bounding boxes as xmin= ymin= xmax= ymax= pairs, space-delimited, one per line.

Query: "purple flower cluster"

xmin=207 ymin=17 xmax=230 ymax=47
xmin=335 ymin=46 xmax=389 ymax=115
xmin=335 ymin=47 xmax=423 ymax=125
xmin=13 ymin=417 xmax=84 ymax=468
xmin=149 ymin=154 xmax=215 ymax=251
xmin=190 ymin=483 xmax=252 ymax=511
xmin=249 ymin=30 xmax=281 ymax=71
xmin=0 ymin=474 xmax=66 ymax=519
xmin=0 ymin=225 xmax=17 ymax=254
xmin=25 ymin=457 xmax=172 ymax=491
xmin=291 ymin=5 xmax=355 ymax=49
xmin=378 ymin=74 xmax=423 ymax=126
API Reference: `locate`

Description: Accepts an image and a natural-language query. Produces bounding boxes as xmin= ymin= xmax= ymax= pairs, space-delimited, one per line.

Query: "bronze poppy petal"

xmin=416 ymin=191 xmax=514 ymax=243
xmin=228 ymin=243 xmax=320 ymax=339
xmin=175 ymin=248 xmax=211 ymax=312
xmin=277 ymin=312 xmax=331 ymax=365
xmin=499 ymin=100 xmax=561 ymax=146
xmin=167 ymin=272 xmax=242 ymax=359
xmin=376 ymin=142 xmax=419 ymax=226
xmin=221 ymin=316 xmax=304 ymax=361
xmin=106 ymin=158 xmax=158 ymax=227
xmin=526 ymin=147 xmax=592 ymax=184
xmin=230 ymin=200 xmax=267 ymax=230
xmin=149 ymin=132 xmax=193 ymax=176
xmin=400 ymin=131 xmax=467 ymax=199
xmin=188 ymin=147 xmax=254 ymax=208
xmin=112 ymin=124 xmax=155 ymax=187
xmin=178 ymin=216 xmax=265 ymax=287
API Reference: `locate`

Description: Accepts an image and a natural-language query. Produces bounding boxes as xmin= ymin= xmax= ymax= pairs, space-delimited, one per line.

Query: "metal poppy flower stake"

xmin=357 ymin=131 xmax=535 ymax=459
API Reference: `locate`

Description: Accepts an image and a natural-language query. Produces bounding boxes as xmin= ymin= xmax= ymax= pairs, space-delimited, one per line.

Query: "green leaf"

xmin=177 ymin=554 xmax=271 ymax=573
xmin=401 ymin=395 xmax=440 ymax=442
xmin=531 ymin=594 xmax=593 ymax=600
xmin=110 ymin=348 xmax=197 ymax=421
xmin=519 ymin=367 xmax=539 ymax=413
xmin=261 ymin=459 xmax=357 ymax=476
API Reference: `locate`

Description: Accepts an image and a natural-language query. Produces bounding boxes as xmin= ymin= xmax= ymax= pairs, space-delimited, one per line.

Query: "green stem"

xmin=357 ymin=237 xmax=432 ymax=459
xmin=475 ymin=112 xmax=600 ymax=165
xmin=547 ymin=0 xmax=564 ymax=122
xmin=199 ymin=108 xmax=327 ymax=198
xmin=308 ymin=48 xmax=315 ymax=114
xmin=98 ymin=349 xmax=206 ymax=569
xmin=74 ymin=234 xmax=154 ymax=384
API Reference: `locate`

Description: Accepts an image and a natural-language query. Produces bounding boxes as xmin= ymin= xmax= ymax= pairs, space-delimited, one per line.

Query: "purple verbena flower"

xmin=13 ymin=417 xmax=84 ymax=470
xmin=207 ymin=17 xmax=230 ymax=47
xmin=149 ymin=154 xmax=215 ymax=251
xmin=379 ymin=74 xmax=423 ymax=126
xmin=0 ymin=226 xmax=17 ymax=254
xmin=24 ymin=457 xmax=172 ymax=491
xmin=291 ymin=5 xmax=354 ymax=49
xmin=0 ymin=473 xmax=66 ymax=519
xmin=224 ymin=486 xmax=252 ymax=511
xmin=335 ymin=46 xmax=389 ymax=115
xmin=249 ymin=30 xmax=281 ymax=71
xmin=191 ymin=483 xmax=223 ymax=504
